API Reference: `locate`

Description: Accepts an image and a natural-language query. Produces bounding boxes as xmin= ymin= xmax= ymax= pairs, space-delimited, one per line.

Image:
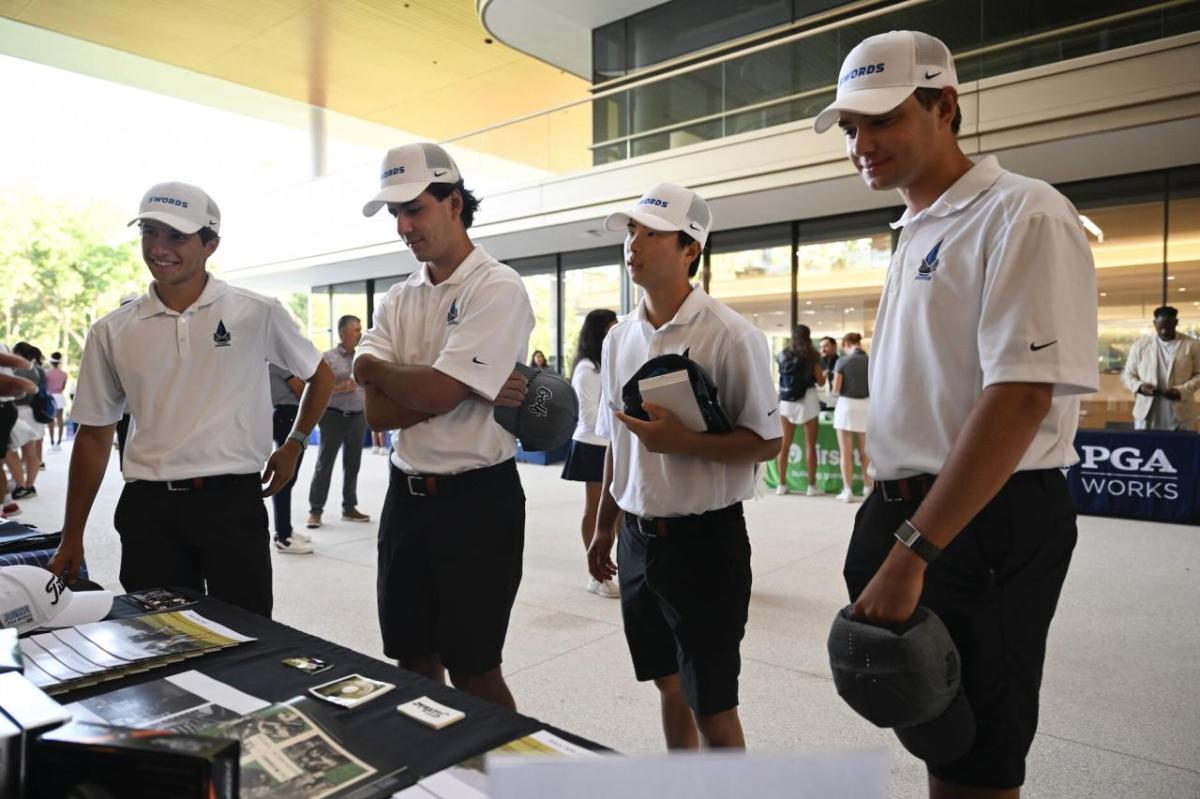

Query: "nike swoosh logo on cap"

xmin=688 ymin=222 xmax=703 ymax=231
xmin=472 ymin=356 xmax=487 ymax=365
xmin=433 ymin=169 xmax=449 ymax=177
xmin=924 ymin=71 xmax=942 ymax=80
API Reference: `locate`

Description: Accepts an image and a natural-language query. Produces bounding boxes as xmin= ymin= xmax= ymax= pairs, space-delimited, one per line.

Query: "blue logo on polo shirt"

xmin=213 ymin=320 xmax=232 ymax=347
xmin=446 ymin=298 xmax=460 ymax=326
xmin=915 ymin=239 xmax=943 ymax=281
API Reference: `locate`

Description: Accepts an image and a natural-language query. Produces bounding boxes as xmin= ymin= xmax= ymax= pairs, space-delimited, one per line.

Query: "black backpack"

xmin=778 ymin=350 xmax=816 ymax=401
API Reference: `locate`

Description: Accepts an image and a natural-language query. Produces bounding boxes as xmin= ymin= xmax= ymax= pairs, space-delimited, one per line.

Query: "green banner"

xmin=764 ymin=411 xmax=865 ymax=494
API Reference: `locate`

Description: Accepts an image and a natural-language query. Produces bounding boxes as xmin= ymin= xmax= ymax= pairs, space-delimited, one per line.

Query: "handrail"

xmin=441 ymin=0 xmax=936 ymax=144
xmin=445 ymin=0 xmax=1193 ymax=151
xmin=585 ymin=0 xmax=1195 ymax=152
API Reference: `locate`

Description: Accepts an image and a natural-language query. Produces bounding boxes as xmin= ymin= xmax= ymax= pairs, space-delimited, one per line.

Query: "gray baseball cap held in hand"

xmin=828 ymin=604 xmax=976 ymax=764
xmin=493 ymin=362 xmax=579 ymax=452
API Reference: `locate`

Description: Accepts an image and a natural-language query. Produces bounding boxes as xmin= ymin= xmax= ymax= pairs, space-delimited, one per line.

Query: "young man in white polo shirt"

xmin=353 ymin=143 xmax=534 ymax=711
xmin=813 ymin=32 xmax=1098 ymax=797
xmin=48 ymin=182 xmax=335 ymax=616
xmin=587 ymin=184 xmax=780 ymax=749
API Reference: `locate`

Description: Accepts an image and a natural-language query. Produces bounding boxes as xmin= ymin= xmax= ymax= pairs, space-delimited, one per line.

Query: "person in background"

xmin=1121 ymin=305 xmax=1200 ymax=431
xmin=818 ymin=336 xmax=840 ymax=411
xmin=306 ymin=315 xmax=371 ymax=530
xmin=0 ymin=345 xmax=36 ymax=519
xmin=45 ymin=352 xmax=68 ymax=451
xmin=832 ymin=332 xmax=870 ymax=502
xmin=529 ymin=350 xmax=549 ymax=370
xmin=269 ymin=363 xmax=312 ymax=554
xmin=371 ymin=429 xmax=389 ymax=455
xmin=560 ymin=308 xmax=620 ymax=598
xmin=774 ymin=324 xmax=826 ymax=496
xmin=9 ymin=342 xmax=46 ymax=499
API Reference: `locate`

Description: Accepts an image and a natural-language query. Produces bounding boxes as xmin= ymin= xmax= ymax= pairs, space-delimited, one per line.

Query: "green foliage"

xmin=0 ymin=190 xmax=145 ymax=376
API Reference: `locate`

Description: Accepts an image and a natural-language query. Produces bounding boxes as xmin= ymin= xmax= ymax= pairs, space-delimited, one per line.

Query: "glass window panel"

xmin=628 ymin=0 xmax=791 ymax=71
xmin=562 ymin=264 xmax=622 ymax=377
xmin=1168 ymin=167 xmax=1200 ymax=422
xmin=708 ymin=228 xmax=793 ymax=360
xmin=1075 ymin=200 xmax=1165 ymax=429
xmin=522 ymin=273 xmax=559 ymax=373
xmin=593 ymin=19 xmax=628 ymax=84
xmin=630 ymin=66 xmax=723 ymax=140
xmin=310 ymin=285 xmax=332 ymax=351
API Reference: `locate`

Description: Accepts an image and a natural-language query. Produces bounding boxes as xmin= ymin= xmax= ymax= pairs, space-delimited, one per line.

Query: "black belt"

xmin=327 ymin=408 xmax=362 ymax=417
xmin=137 ymin=474 xmax=260 ymax=493
xmin=630 ymin=502 xmax=743 ymax=538
xmin=876 ymin=474 xmax=936 ymax=503
xmin=391 ymin=459 xmax=515 ymax=499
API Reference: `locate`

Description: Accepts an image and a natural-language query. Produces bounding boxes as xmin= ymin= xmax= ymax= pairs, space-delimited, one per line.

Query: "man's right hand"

xmin=47 ymin=537 xmax=85 ymax=581
xmin=1137 ymin=383 xmax=1157 ymax=396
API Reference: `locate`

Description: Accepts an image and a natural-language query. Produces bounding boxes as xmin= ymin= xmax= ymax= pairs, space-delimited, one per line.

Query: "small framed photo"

xmin=309 ymin=674 xmax=395 ymax=708
xmin=282 ymin=656 xmax=333 ymax=675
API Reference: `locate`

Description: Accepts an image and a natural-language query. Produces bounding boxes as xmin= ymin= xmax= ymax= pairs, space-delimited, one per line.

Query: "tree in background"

xmin=0 ymin=190 xmax=144 ymax=378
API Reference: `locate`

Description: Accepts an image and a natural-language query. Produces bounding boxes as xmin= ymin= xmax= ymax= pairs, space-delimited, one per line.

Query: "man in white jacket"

xmin=1121 ymin=306 xmax=1200 ymax=431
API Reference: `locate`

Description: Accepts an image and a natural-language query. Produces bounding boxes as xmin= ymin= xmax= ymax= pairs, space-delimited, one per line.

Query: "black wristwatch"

xmin=894 ymin=520 xmax=941 ymax=563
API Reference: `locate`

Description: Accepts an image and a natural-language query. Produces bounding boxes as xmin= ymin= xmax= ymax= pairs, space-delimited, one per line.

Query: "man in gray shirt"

xmin=307 ymin=315 xmax=371 ymax=530
xmin=833 ymin=332 xmax=870 ymax=502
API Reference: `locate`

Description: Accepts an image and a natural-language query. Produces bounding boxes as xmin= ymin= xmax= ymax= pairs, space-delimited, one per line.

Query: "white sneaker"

xmin=587 ymin=577 xmax=620 ymax=599
xmin=52 ymin=443 xmax=61 ymax=451
xmin=274 ymin=537 xmax=313 ymax=555
xmin=806 ymin=485 xmax=825 ymax=497
xmin=836 ymin=488 xmax=860 ymax=503
xmin=371 ymin=446 xmax=380 ymax=455
xmin=775 ymin=484 xmax=789 ymax=496
xmin=289 ymin=531 xmax=312 ymax=544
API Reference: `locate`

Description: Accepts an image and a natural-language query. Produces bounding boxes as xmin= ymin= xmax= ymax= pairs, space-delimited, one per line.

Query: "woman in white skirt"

xmin=832 ymin=332 xmax=871 ymax=502
xmin=561 ymin=308 xmax=620 ymax=597
xmin=775 ymin=324 xmax=826 ymax=496
xmin=8 ymin=342 xmax=46 ymax=500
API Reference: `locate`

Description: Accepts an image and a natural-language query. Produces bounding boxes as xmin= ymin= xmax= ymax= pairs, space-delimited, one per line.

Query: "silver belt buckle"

xmin=166 ymin=480 xmax=190 ymax=492
xmin=406 ymin=474 xmax=427 ymax=497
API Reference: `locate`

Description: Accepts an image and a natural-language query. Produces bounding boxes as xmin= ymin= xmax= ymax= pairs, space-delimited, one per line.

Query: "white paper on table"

xmin=489 ymin=748 xmax=889 ymax=799
xmin=165 ymin=670 xmax=269 ymax=715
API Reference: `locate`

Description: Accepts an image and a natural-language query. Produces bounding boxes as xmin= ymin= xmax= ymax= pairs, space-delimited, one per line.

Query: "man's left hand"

xmin=851 ymin=544 xmax=926 ymax=626
xmin=1162 ymin=388 xmax=1182 ymax=401
xmin=617 ymin=401 xmax=692 ymax=455
xmin=261 ymin=441 xmax=301 ymax=497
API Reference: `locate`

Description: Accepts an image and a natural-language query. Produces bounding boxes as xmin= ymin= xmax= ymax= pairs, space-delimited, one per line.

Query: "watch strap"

xmin=286 ymin=430 xmax=309 ymax=451
xmin=894 ymin=520 xmax=941 ymax=563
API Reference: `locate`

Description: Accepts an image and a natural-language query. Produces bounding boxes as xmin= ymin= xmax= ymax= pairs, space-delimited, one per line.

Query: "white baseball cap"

xmin=603 ymin=183 xmax=714 ymax=248
xmin=128 ymin=181 xmax=221 ymax=235
xmin=0 ymin=566 xmax=113 ymax=635
xmin=813 ymin=30 xmax=958 ymax=134
xmin=362 ymin=142 xmax=463 ymax=217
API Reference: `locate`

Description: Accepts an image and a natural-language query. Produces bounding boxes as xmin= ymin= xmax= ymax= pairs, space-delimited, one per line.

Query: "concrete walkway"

xmin=17 ymin=441 xmax=1200 ymax=797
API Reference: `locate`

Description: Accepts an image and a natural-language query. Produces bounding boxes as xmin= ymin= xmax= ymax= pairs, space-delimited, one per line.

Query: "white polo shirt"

xmin=356 ymin=246 xmax=534 ymax=475
xmin=70 ymin=276 xmax=322 ymax=482
xmin=868 ymin=155 xmax=1098 ymax=480
xmin=596 ymin=287 xmax=779 ymax=518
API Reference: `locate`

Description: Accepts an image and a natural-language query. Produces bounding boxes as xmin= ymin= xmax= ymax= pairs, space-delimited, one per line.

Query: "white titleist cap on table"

xmin=128 ymin=181 xmax=221 ymax=235
xmin=604 ymin=182 xmax=714 ymax=248
xmin=363 ymin=142 xmax=462 ymax=216
xmin=813 ymin=30 xmax=958 ymax=134
xmin=0 ymin=565 xmax=113 ymax=634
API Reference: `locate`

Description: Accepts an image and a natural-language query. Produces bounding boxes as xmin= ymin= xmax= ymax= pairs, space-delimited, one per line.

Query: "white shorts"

xmin=780 ymin=389 xmax=819 ymax=425
xmin=833 ymin=396 xmax=869 ymax=433
xmin=9 ymin=406 xmax=45 ymax=450
xmin=51 ymin=393 xmax=66 ymax=412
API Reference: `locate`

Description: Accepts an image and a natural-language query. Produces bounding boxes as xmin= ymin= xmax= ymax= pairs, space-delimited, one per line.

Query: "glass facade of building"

xmin=590 ymin=0 xmax=1200 ymax=165
xmin=311 ymin=163 xmax=1198 ymax=428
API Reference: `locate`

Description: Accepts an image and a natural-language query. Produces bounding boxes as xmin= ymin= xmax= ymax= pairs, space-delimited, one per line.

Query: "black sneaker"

xmin=12 ymin=487 xmax=34 ymax=499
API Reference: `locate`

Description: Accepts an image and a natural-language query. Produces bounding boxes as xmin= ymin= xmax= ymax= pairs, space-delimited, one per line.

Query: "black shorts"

xmin=114 ymin=474 xmax=273 ymax=616
xmin=560 ymin=440 xmax=606 ymax=483
xmin=377 ymin=459 xmax=524 ymax=676
xmin=618 ymin=503 xmax=752 ymax=716
xmin=844 ymin=469 xmax=1077 ymax=790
